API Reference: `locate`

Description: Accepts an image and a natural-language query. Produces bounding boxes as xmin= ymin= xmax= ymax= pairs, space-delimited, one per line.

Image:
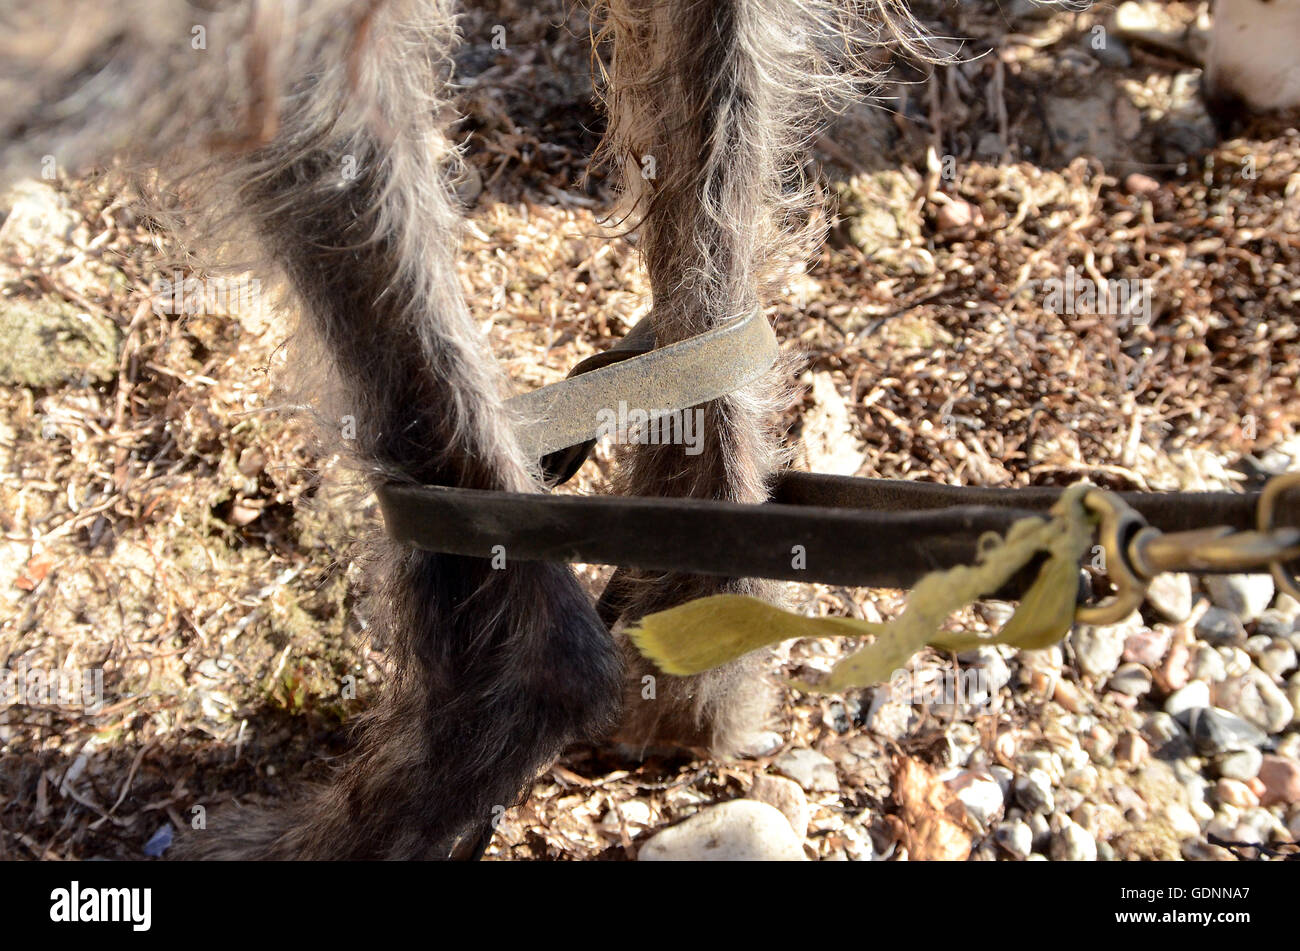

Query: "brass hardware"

xmin=1129 ymin=525 xmax=1300 ymax=576
xmin=1075 ymin=491 xmax=1146 ymax=626
xmin=1076 ymin=472 xmax=1300 ymax=625
xmin=1259 ymin=470 xmax=1300 ymax=602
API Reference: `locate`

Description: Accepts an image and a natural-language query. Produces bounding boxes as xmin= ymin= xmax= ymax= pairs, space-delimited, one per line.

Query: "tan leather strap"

xmin=504 ymin=308 xmax=778 ymax=466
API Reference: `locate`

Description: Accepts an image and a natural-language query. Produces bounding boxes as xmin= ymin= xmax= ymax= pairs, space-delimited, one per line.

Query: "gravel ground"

xmin=1 ymin=0 xmax=1298 ymax=860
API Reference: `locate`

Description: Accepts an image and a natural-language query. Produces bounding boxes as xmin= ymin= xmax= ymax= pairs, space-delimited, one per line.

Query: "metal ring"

xmin=1258 ymin=471 xmax=1300 ymax=602
xmin=1075 ymin=490 xmax=1149 ymax=626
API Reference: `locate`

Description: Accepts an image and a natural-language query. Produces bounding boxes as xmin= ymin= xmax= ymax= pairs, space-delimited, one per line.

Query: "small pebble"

xmin=1112 ymin=784 xmax=1148 ymax=822
xmin=1243 ymin=806 xmax=1286 ymax=841
xmin=958 ymin=646 xmax=1013 ymax=693
xmin=825 ymin=698 xmax=855 ymax=735
xmin=935 ymin=198 xmax=984 ymax=233
xmin=1195 ymin=607 xmax=1246 ymax=646
xmin=994 ymin=819 xmax=1032 ymax=859
xmin=1156 ymin=638 xmax=1191 ymax=693
xmin=750 ymin=774 xmax=811 ymax=838
xmin=1063 ymin=764 xmax=1099 ymax=793
xmin=1050 ymin=817 xmax=1098 ymax=861
xmin=740 ymin=731 xmax=783 ymax=758
xmin=1028 ymin=812 xmax=1051 ymax=849
xmin=1145 ymin=575 xmax=1192 ymax=622
xmin=1115 ymin=731 xmax=1149 ymax=768
xmin=989 ymin=765 xmax=1015 ymax=798
xmin=1250 ymin=638 xmax=1297 ymax=679
xmin=1015 ymin=769 xmax=1055 ymax=815
xmin=1256 ymin=755 xmax=1300 ymax=807
xmin=841 ymin=822 xmax=876 ymax=862
xmin=1189 ymin=644 xmax=1227 ymax=683
xmin=1018 ymin=750 xmax=1065 ymax=784
xmin=866 ymin=695 xmax=918 ymax=742
xmin=1057 ymin=788 xmax=1085 ymax=814
xmin=1216 ymin=777 xmax=1259 ymax=809
xmin=1216 ymin=747 xmax=1263 ymax=781
xmin=1123 ymin=627 xmax=1171 ymax=667
xmin=1278 ymin=733 xmax=1300 ymax=761
xmin=773 ymin=748 xmax=839 ymax=793
xmin=1051 ymin=678 xmax=1085 ymax=713
xmin=1057 ymin=738 xmax=1089 ymax=772
xmin=1070 ymin=621 xmax=1131 ymax=679
xmin=1204 ymin=574 xmax=1274 ymax=624
xmin=1220 ymin=646 xmax=1253 ymax=678
xmin=1144 ymin=711 xmax=1185 ymax=746
xmin=1107 ymin=663 xmax=1153 ymax=697
xmin=1275 ymin=593 xmax=1300 ymax=621
xmin=638 ymin=800 xmax=807 ymax=861
xmin=1164 ymin=680 xmax=1210 ymax=717
xmin=943 ymin=722 xmax=981 ymax=768
xmin=1164 ymin=803 xmax=1202 ymax=839
xmin=1215 ymin=670 xmax=1295 ymax=734
xmin=1181 ymin=706 xmax=1270 ymax=755
xmin=1253 ymin=609 xmax=1297 ymax=639
xmin=1084 ymin=724 xmax=1117 ymax=762
xmin=947 ymin=771 xmax=1004 ymax=834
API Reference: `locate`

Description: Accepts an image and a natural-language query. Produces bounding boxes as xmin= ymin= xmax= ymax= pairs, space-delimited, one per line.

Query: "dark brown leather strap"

xmin=376 ymin=471 xmax=1299 ymax=592
xmin=774 ymin=471 xmax=1272 ymax=534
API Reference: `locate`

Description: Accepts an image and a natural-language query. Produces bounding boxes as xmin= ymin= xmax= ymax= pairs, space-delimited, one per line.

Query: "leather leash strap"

xmin=376 ymin=471 xmax=1300 ymax=592
xmin=773 ymin=471 xmax=1270 ymax=535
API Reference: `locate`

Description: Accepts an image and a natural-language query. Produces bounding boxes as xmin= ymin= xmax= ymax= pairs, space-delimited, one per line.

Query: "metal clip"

xmin=1077 ymin=472 xmax=1300 ymax=626
xmin=1075 ymin=491 xmax=1147 ymax=626
xmin=1259 ymin=470 xmax=1300 ymax=602
xmin=1128 ymin=525 xmax=1300 ymax=577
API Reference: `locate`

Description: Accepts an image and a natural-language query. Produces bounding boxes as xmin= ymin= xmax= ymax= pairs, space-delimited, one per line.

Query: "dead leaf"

xmin=894 ymin=756 xmax=973 ymax=861
xmin=15 ymin=551 xmax=54 ymax=591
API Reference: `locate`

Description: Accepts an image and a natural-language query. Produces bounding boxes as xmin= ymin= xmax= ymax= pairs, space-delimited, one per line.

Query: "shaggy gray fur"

xmin=0 ymin=0 xmax=931 ymax=857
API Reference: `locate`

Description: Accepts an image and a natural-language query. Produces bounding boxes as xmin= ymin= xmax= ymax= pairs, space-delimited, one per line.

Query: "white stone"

xmin=1215 ymin=670 xmax=1295 ymax=734
xmin=1014 ymin=769 xmax=1054 ymax=815
xmin=773 ymin=748 xmax=839 ymax=793
xmin=749 ymin=774 xmax=810 ymax=838
xmin=947 ymin=771 xmax=1004 ymax=834
xmin=1164 ymin=803 xmax=1202 ymax=839
xmin=994 ymin=819 xmax=1033 ymax=859
xmin=1164 ymin=680 xmax=1211 ymax=717
xmin=1070 ymin=620 xmax=1130 ymax=678
xmin=1204 ymin=574 xmax=1275 ymax=623
xmin=1050 ymin=818 xmax=1098 ymax=861
xmin=1146 ymin=573 xmax=1193 ymax=622
xmin=638 ymin=800 xmax=807 ymax=861
xmin=1189 ymin=644 xmax=1227 ymax=683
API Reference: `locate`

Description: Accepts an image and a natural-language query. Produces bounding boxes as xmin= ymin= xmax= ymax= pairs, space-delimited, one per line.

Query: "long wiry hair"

xmin=0 ymin=0 xmax=935 ymax=857
xmin=587 ymin=0 xmax=941 ymax=754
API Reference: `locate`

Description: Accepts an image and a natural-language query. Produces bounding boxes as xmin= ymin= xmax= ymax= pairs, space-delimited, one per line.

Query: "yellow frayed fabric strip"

xmin=625 ymin=483 xmax=1097 ymax=693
